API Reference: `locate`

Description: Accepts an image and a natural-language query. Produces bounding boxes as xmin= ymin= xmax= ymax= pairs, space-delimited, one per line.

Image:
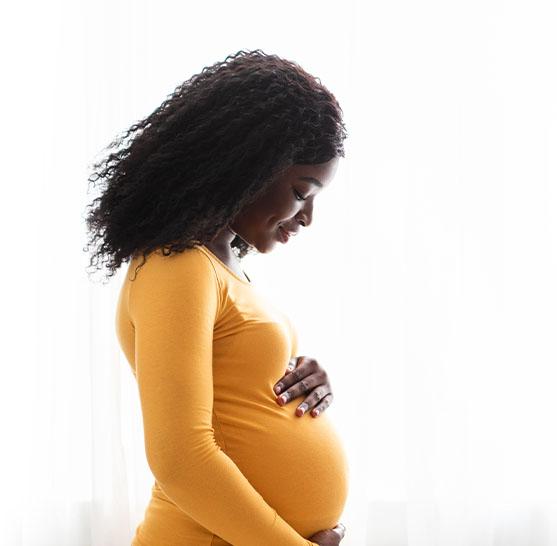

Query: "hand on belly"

xmin=273 ymin=355 xmax=335 ymax=418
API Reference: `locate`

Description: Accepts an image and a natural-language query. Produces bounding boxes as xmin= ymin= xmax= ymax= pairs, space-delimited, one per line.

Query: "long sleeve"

xmin=128 ymin=248 xmax=318 ymax=546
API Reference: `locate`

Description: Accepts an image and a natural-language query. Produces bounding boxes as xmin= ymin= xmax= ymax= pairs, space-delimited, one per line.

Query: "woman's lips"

xmin=277 ymin=226 xmax=290 ymax=243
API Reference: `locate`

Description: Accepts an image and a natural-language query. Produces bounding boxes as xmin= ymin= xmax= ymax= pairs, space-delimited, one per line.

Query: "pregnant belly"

xmin=214 ymin=398 xmax=350 ymax=538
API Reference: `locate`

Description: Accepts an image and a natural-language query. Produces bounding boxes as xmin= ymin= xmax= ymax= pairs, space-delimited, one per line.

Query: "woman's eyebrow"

xmin=298 ymin=176 xmax=322 ymax=187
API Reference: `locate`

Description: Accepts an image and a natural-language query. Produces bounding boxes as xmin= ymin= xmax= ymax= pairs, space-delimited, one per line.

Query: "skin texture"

xmin=205 ymin=157 xmax=339 ymax=264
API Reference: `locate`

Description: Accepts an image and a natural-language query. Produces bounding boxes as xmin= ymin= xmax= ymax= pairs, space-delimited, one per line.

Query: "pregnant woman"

xmin=85 ymin=49 xmax=349 ymax=545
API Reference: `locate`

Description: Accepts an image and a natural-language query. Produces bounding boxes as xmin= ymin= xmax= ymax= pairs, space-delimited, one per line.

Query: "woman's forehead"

xmin=290 ymin=158 xmax=339 ymax=186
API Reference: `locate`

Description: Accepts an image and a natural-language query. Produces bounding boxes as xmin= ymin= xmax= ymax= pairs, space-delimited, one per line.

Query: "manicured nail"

xmin=280 ymin=393 xmax=289 ymax=403
xmin=274 ymin=384 xmax=282 ymax=394
xmin=313 ymin=409 xmax=320 ymax=416
xmin=298 ymin=403 xmax=308 ymax=415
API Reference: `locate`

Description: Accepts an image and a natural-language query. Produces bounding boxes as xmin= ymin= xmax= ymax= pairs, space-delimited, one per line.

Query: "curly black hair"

xmin=84 ymin=49 xmax=348 ymax=282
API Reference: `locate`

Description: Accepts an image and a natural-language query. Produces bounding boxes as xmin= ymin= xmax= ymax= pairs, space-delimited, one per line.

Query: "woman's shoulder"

xmin=125 ymin=244 xmax=224 ymax=322
xmin=127 ymin=244 xmax=219 ymax=284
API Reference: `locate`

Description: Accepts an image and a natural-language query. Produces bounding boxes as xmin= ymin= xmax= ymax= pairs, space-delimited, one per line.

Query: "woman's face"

xmin=230 ymin=157 xmax=339 ymax=253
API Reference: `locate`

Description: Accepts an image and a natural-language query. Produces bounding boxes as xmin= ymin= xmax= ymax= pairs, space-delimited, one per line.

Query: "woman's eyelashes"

xmin=293 ymin=188 xmax=307 ymax=201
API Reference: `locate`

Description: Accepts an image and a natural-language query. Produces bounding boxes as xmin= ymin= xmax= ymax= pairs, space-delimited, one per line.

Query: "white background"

xmin=2 ymin=0 xmax=557 ymax=544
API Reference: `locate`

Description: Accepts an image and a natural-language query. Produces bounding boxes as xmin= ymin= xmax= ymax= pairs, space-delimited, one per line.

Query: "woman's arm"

xmin=128 ymin=248 xmax=317 ymax=546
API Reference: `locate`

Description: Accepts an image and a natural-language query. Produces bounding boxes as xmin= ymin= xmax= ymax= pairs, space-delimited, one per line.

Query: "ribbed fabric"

xmin=115 ymin=244 xmax=349 ymax=545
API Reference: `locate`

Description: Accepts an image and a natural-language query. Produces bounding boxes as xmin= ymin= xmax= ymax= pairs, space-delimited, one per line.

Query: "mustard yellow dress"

xmin=115 ymin=244 xmax=349 ymax=545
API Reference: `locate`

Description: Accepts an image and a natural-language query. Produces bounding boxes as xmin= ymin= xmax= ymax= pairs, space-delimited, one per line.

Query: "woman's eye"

xmin=293 ymin=189 xmax=307 ymax=201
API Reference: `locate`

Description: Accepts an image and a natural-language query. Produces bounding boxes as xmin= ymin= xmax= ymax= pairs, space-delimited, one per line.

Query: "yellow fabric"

xmin=115 ymin=244 xmax=349 ymax=545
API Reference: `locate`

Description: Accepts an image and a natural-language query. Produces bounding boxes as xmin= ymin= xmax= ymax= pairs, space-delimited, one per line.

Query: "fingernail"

xmin=298 ymin=403 xmax=308 ymax=415
xmin=280 ymin=393 xmax=289 ymax=403
xmin=274 ymin=384 xmax=282 ymax=394
xmin=313 ymin=409 xmax=320 ymax=416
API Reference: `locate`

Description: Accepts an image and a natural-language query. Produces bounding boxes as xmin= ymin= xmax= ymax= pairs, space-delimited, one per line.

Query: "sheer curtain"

xmin=3 ymin=0 xmax=557 ymax=544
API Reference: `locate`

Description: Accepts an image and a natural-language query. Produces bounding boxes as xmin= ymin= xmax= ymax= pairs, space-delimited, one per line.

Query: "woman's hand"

xmin=308 ymin=523 xmax=346 ymax=545
xmin=273 ymin=356 xmax=334 ymax=417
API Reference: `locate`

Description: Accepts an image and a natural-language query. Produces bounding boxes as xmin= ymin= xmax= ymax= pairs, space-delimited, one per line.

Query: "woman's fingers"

xmin=284 ymin=357 xmax=297 ymax=374
xmin=304 ymin=392 xmax=334 ymax=417
xmin=332 ymin=522 xmax=346 ymax=539
xmin=275 ymin=371 xmax=321 ymax=406
xmin=273 ymin=357 xmax=322 ymax=397
xmin=273 ymin=356 xmax=333 ymax=416
xmin=274 ymin=357 xmax=308 ymax=394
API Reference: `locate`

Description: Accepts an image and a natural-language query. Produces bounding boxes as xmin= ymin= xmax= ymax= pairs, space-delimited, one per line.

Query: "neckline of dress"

xmin=198 ymin=245 xmax=252 ymax=285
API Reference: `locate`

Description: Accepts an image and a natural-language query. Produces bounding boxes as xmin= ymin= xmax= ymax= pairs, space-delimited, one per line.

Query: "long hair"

xmin=84 ymin=49 xmax=347 ymax=281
